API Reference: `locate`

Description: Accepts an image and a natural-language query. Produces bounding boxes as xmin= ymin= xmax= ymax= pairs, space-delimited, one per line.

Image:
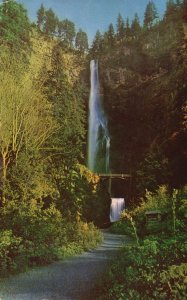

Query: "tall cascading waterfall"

xmin=87 ymin=60 xmax=125 ymax=222
xmin=88 ymin=60 xmax=110 ymax=173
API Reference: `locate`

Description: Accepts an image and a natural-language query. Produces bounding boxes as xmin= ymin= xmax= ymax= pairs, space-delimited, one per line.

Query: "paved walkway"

xmin=0 ymin=232 xmax=130 ymax=300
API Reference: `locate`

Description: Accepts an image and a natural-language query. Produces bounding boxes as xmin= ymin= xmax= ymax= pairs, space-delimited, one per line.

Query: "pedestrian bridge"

xmin=98 ymin=173 xmax=131 ymax=179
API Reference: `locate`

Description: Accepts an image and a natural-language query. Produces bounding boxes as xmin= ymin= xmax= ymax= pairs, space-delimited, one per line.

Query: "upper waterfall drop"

xmin=87 ymin=60 xmax=110 ymax=173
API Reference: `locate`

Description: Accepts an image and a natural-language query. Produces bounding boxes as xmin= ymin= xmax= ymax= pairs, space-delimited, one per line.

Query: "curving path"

xmin=0 ymin=231 xmax=130 ymax=300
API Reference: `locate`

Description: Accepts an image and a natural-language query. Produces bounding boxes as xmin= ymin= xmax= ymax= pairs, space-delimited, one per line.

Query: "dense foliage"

xmin=97 ymin=186 xmax=187 ymax=299
xmin=98 ymin=237 xmax=187 ymax=299
xmin=0 ymin=0 xmax=104 ymax=276
xmin=0 ymin=0 xmax=31 ymax=55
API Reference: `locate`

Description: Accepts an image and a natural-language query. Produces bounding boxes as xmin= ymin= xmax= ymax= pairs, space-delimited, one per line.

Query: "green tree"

xmin=116 ymin=13 xmax=125 ymax=41
xmin=164 ymin=0 xmax=177 ymax=19
xmin=0 ymin=55 xmax=55 ymax=181
xmin=58 ymin=19 xmax=76 ymax=46
xmin=75 ymin=29 xmax=88 ymax=53
xmin=0 ymin=0 xmax=31 ymax=52
xmin=43 ymin=8 xmax=57 ymax=35
xmin=36 ymin=3 xmax=45 ymax=31
xmin=90 ymin=30 xmax=103 ymax=56
xmin=131 ymin=13 xmax=141 ymax=38
xmin=107 ymin=23 xmax=115 ymax=46
xmin=125 ymin=17 xmax=131 ymax=39
xmin=57 ymin=20 xmax=64 ymax=38
xmin=42 ymin=45 xmax=86 ymax=212
xmin=137 ymin=150 xmax=169 ymax=193
xmin=144 ymin=1 xmax=158 ymax=29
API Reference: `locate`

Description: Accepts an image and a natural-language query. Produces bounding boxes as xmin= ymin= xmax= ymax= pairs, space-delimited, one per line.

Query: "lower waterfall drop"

xmin=110 ymin=198 xmax=125 ymax=222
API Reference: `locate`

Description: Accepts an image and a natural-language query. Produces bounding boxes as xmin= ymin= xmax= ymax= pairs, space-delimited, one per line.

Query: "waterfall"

xmin=87 ymin=60 xmax=125 ymax=223
xmin=110 ymin=198 xmax=125 ymax=222
xmin=88 ymin=60 xmax=110 ymax=173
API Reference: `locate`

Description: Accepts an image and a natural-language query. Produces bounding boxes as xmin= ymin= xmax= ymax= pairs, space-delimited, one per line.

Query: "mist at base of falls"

xmin=87 ymin=60 xmax=110 ymax=174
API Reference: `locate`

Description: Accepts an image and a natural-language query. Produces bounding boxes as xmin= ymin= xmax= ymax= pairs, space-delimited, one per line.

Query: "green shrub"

xmin=110 ymin=219 xmax=134 ymax=236
xmin=111 ymin=186 xmax=187 ymax=237
xmin=99 ymin=186 xmax=187 ymax=299
xmin=65 ymin=220 xmax=103 ymax=251
xmin=47 ymin=220 xmax=103 ymax=260
xmin=97 ymin=235 xmax=187 ymax=299
xmin=154 ymin=263 xmax=187 ymax=299
xmin=75 ymin=221 xmax=103 ymax=250
xmin=0 ymin=199 xmax=103 ymax=275
xmin=0 ymin=230 xmax=24 ymax=276
xmin=57 ymin=242 xmax=84 ymax=259
xmin=0 ymin=199 xmax=67 ymax=267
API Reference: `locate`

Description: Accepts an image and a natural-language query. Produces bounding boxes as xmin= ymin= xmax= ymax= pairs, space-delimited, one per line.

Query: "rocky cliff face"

xmin=95 ymin=19 xmax=187 ymax=187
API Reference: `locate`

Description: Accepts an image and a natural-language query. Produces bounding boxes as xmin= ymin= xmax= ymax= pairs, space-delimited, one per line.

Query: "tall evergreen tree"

xmin=43 ymin=45 xmax=86 ymax=209
xmin=75 ymin=29 xmax=88 ymax=53
xmin=90 ymin=30 xmax=103 ymax=56
xmin=131 ymin=13 xmax=141 ymax=38
xmin=36 ymin=3 xmax=45 ymax=31
xmin=43 ymin=8 xmax=57 ymax=35
xmin=57 ymin=20 xmax=64 ymax=38
xmin=46 ymin=45 xmax=86 ymax=160
xmin=125 ymin=17 xmax=131 ymax=38
xmin=58 ymin=19 xmax=76 ymax=46
xmin=116 ymin=13 xmax=125 ymax=41
xmin=106 ymin=23 xmax=115 ymax=46
xmin=144 ymin=1 xmax=158 ymax=29
xmin=165 ymin=0 xmax=176 ymax=18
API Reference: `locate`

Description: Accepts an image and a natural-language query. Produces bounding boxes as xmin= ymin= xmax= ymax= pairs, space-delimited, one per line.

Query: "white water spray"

xmin=110 ymin=198 xmax=125 ymax=222
xmin=88 ymin=60 xmax=110 ymax=173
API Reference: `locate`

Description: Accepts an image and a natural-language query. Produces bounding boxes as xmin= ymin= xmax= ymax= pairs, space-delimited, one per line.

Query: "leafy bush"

xmin=70 ymin=164 xmax=110 ymax=227
xmin=0 ymin=199 xmax=102 ymax=275
xmin=98 ymin=236 xmax=187 ymax=299
xmin=155 ymin=263 xmax=187 ymax=299
xmin=111 ymin=185 xmax=187 ymax=236
xmin=110 ymin=219 xmax=134 ymax=236
xmin=57 ymin=242 xmax=84 ymax=259
xmin=0 ymin=230 xmax=24 ymax=276
xmin=63 ymin=220 xmax=103 ymax=252
xmin=100 ymin=186 xmax=187 ymax=299
xmin=0 ymin=199 xmax=66 ymax=266
xmin=57 ymin=221 xmax=103 ymax=259
xmin=134 ymin=186 xmax=170 ymax=214
xmin=73 ymin=221 xmax=103 ymax=250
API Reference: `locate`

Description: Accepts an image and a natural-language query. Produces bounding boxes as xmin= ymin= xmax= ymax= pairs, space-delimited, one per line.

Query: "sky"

xmin=15 ymin=0 xmax=168 ymax=43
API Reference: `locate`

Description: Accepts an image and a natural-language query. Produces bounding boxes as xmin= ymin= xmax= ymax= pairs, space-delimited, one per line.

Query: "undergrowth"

xmin=0 ymin=199 xmax=102 ymax=277
xmin=97 ymin=186 xmax=187 ymax=299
